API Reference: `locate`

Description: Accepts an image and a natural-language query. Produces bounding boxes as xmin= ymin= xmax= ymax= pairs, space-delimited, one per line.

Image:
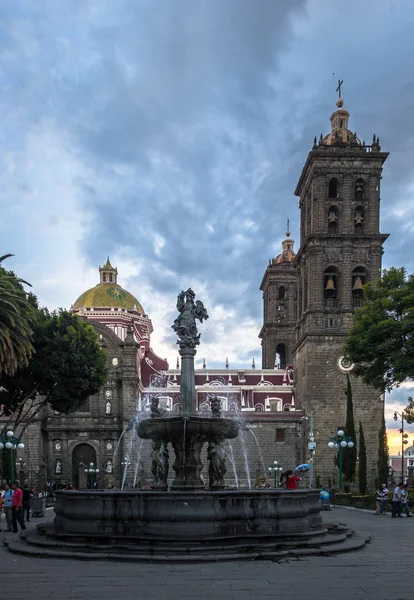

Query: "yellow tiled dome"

xmin=73 ymin=283 xmax=145 ymax=313
xmin=73 ymin=258 xmax=145 ymax=313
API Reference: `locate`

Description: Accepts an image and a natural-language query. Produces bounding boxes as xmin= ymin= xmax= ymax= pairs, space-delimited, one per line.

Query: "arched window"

xmin=328 ymin=178 xmax=338 ymax=199
xmin=275 ymin=343 xmax=287 ymax=369
xmin=328 ymin=206 xmax=339 ymax=234
xmin=354 ymin=205 xmax=364 ymax=233
xmin=352 ymin=267 xmax=367 ymax=308
xmin=278 ymin=286 xmax=286 ymax=300
xmin=355 ymin=178 xmax=365 ymax=201
xmin=324 ymin=266 xmax=339 ymax=307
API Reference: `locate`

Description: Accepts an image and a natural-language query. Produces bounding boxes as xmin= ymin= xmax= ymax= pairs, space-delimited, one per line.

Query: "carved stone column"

xmin=179 ymin=346 xmax=197 ymax=415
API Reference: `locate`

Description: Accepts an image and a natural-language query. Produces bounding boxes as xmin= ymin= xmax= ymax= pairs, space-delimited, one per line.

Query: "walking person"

xmin=400 ymin=484 xmax=411 ymax=517
xmin=0 ymin=492 xmax=3 ymax=531
xmin=375 ymin=484 xmax=388 ymax=515
xmin=22 ymin=484 xmax=32 ymax=522
xmin=11 ymin=481 xmax=26 ymax=534
xmin=391 ymin=482 xmax=403 ymax=518
xmin=2 ymin=483 xmax=14 ymax=531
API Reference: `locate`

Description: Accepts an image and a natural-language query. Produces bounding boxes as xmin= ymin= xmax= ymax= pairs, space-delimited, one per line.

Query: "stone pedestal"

xmin=179 ymin=346 xmax=197 ymax=415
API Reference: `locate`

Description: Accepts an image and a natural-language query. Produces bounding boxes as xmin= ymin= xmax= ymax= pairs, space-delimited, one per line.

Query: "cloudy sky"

xmin=1 ymin=0 xmax=414 ymax=452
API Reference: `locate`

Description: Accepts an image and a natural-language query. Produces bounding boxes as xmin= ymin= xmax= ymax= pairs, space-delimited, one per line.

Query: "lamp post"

xmin=327 ymin=429 xmax=354 ymax=491
xmin=394 ymin=411 xmax=409 ymax=483
xmin=305 ymin=412 xmax=316 ymax=489
xmin=84 ymin=462 xmax=99 ymax=489
xmin=268 ymin=460 xmax=283 ymax=488
xmin=0 ymin=430 xmax=25 ymax=483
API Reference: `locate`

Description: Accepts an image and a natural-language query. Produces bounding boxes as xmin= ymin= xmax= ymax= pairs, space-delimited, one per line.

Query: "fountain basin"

xmin=6 ymin=491 xmax=368 ymax=561
xmin=137 ymin=415 xmax=239 ymax=441
xmin=52 ymin=489 xmax=322 ymax=538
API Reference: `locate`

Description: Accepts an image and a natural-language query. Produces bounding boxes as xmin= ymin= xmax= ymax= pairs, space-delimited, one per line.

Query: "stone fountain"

xmin=138 ymin=288 xmax=238 ymax=491
xmin=4 ymin=290 xmax=367 ymax=560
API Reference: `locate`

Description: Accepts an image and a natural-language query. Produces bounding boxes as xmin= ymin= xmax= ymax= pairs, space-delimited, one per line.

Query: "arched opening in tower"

xmin=275 ymin=343 xmax=287 ymax=370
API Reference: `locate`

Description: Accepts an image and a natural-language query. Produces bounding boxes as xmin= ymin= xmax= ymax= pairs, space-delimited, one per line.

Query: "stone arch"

xmin=352 ymin=266 xmax=368 ymax=307
xmin=328 ymin=205 xmax=339 ymax=234
xmin=70 ymin=442 xmax=98 ymax=489
xmin=354 ymin=205 xmax=365 ymax=233
xmin=355 ymin=178 xmax=365 ymax=201
xmin=328 ymin=178 xmax=338 ymax=198
xmin=278 ymin=285 xmax=286 ymax=300
xmin=324 ymin=266 xmax=339 ymax=305
xmin=275 ymin=343 xmax=287 ymax=369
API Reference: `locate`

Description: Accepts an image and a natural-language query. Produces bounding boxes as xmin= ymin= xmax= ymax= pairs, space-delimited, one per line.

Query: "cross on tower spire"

xmin=336 ymin=79 xmax=343 ymax=99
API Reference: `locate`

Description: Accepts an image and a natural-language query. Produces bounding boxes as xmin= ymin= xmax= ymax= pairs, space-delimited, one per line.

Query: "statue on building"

xmin=172 ymin=288 xmax=209 ymax=348
xmin=151 ymin=440 xmax=169 ymax=490
xmin=207 ymin=440 xmax=226 ymax=489
xmin=105 ymin=459 xmax=113 ymax=474
xmin=55 ymin=459 xmax=62 ymax=474
xmin=105 ymin=401 xmax=112 ymax=415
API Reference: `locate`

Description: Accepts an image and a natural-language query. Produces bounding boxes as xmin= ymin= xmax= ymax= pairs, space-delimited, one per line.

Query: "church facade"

xmin=260 ymin=96 xmax=388 ymax=488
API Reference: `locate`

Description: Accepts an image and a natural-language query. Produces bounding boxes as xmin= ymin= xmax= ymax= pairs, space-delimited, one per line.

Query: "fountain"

xmin=137 ymin=288 xmax=238 ymax=491
xmin=4 ymin=289 xmax=367 ymax=560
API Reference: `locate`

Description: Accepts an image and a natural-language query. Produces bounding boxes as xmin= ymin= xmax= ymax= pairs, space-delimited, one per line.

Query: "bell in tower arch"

xmin=352 ymin=276 xmax=363 ymax=292
xmin=325 ymin=277 xmax=336 ymax=293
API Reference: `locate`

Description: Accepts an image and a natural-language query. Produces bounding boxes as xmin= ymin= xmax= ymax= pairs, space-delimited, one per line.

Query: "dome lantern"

xmin=99 ymin=257 xmax=118 ymax=284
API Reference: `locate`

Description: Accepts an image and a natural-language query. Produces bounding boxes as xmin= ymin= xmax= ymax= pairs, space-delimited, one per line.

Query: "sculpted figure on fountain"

xmin=151 ymin=440 xmax=169 ymax=490
xmin=172 ymin=288 xmax=209 ymax=349
xmin=207 ymin=440 xmax=227 ymax=489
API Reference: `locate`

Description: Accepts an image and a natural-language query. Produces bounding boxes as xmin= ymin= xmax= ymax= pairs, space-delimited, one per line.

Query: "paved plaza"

xmin=1 ymin=506 xmax=413 ymax=600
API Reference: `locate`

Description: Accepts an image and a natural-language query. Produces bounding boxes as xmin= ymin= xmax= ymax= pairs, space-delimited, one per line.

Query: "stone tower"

xmin=293 ymin=96 xmax=389 ymax=487
xmin=259 ymin=224 xmax=297 ymax=369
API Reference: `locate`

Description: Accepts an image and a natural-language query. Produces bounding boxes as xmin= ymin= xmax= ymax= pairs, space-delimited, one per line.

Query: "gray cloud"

xmin=2 ymin=0 xmax=414 ymax=378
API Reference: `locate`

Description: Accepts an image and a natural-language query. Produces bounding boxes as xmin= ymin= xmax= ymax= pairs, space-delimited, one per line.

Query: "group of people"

xmin=375 ymin=482 xmax=411 ymax=517
xmin=0 ymin=481 xmax=31 ymax=534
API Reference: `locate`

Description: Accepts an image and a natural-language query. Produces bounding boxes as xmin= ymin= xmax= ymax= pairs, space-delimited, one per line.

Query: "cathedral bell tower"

xmin=293 ymin=94 xmax=389 ymax=487
xmin=259 ymin=222 xmax=297 ymax=369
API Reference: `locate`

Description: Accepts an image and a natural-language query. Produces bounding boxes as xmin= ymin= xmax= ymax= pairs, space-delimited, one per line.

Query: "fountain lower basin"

xmin=6 ymin=489 xmax=368 ymax=561
xmin=52 ymin=489 xmax=322 ymax=538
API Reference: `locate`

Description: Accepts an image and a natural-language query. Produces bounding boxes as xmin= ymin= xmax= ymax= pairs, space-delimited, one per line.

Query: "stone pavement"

xmin=1 ymin=506 xmax=413 ymax=600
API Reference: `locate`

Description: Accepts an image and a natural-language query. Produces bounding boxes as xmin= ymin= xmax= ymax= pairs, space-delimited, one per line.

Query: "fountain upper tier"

xmin=137 ymin=415 xmax=239 ymax=490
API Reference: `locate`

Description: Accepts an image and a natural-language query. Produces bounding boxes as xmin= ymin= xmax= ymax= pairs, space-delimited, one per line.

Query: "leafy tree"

xmin=377 ymin=414 xmax=389 ymax=485
xmin=343 ymin=267 xmax=414 ymax=392
xmin=0 ymin=309 xmax=108 ymax=431
xmin=404 ymin=396 xmax=414 ymax=424
xmin=0 ymin=255 xmax=35 ymax=376
xmin=359 ymin=422 xmax=367 ymax=495
xmin=342 ymin=375 xmax=357 ymax=481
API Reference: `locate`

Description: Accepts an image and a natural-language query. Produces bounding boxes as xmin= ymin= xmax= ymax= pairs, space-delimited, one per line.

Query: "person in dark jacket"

xmin=22 ymin=484 xmax=32 ymax=522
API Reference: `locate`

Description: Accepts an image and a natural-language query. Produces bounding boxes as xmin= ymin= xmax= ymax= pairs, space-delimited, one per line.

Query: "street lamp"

xmin=84 ymin=462 xmax=99 ymax=489
xmin=305 ymin=412 xmax=316 ymax=489
xmin=0 ymin=430 xmax=25 ymax=482
xmin=394 ymin=411 xmax=409 ymax=483
xmin=268 ymin=460 xmax=283 ymax=488
xmin=327 ymin=429 xmax=354 ymax=491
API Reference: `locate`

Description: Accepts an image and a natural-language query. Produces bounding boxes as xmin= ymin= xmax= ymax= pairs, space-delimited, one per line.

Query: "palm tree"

xmin=0 ymin=254 xmax=34 ymax=376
